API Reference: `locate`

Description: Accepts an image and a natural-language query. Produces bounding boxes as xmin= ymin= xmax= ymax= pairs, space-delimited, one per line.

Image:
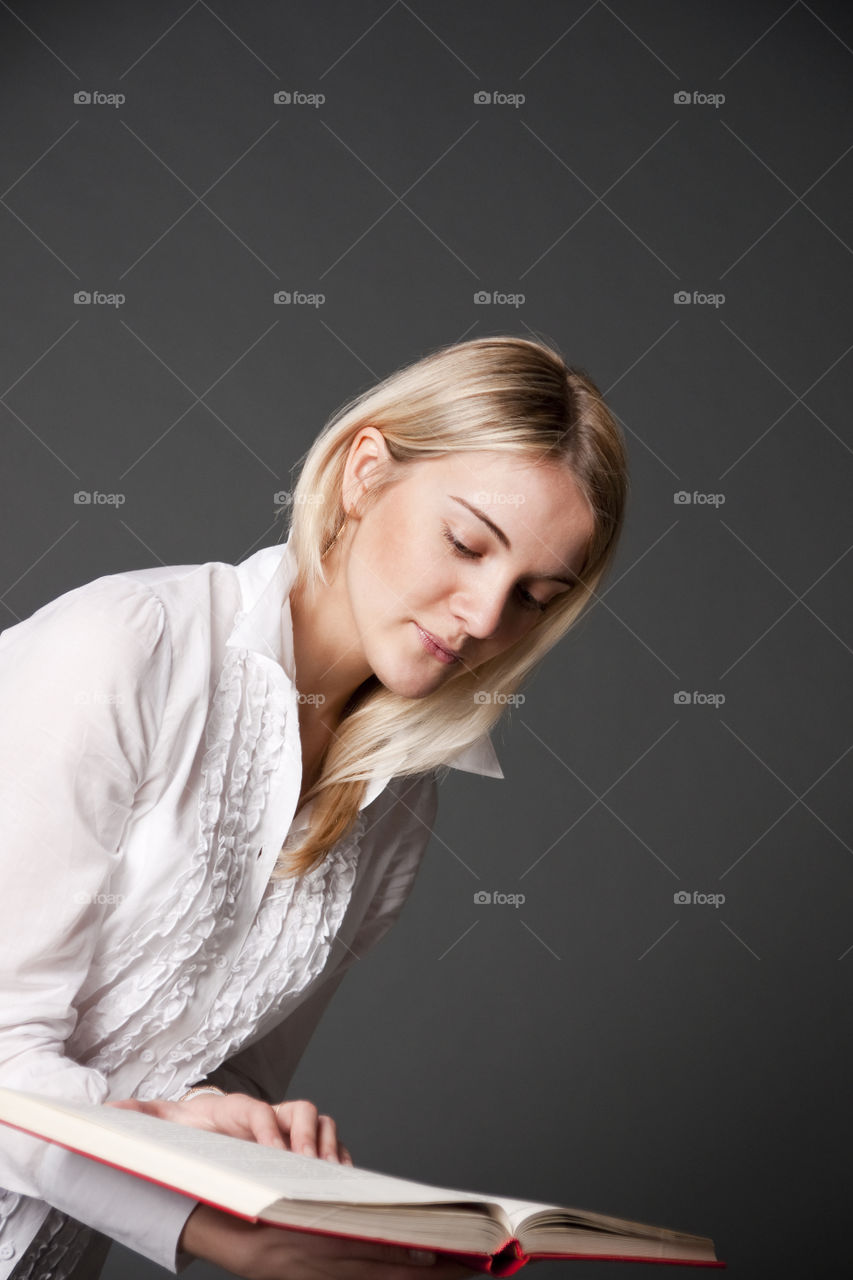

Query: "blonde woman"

xmin=0 ymin=335 xmax=628 ymax=1280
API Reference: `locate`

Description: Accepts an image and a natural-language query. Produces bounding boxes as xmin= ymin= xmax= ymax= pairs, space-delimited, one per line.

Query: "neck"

xmin=287 ymin=544 xmax=374 ymax=727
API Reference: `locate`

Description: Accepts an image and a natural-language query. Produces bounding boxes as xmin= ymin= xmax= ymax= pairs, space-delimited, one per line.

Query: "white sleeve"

xmin=0 ymin=575 xmax=201 ymax=1273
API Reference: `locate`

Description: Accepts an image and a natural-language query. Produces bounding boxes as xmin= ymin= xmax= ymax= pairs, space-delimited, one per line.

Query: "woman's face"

xmin=339 ymin=429 xmax=596 ymax=699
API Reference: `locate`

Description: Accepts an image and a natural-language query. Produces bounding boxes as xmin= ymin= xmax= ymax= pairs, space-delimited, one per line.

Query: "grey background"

xmin=1 ymin=1 xmax=851 ymax=1277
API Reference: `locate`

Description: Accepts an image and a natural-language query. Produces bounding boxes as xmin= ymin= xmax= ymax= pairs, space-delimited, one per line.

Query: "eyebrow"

xmin=449 ymin=495 xmax=578 ymax=586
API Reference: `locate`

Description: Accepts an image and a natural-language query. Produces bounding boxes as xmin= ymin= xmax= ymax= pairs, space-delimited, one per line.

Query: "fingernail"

xmin=408 ymin=1250 xmax=435 ymax=1264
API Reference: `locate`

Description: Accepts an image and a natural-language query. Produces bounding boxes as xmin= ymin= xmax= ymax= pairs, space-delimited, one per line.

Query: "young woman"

xmin=0 ymin=335 xmax=627 ymax=1279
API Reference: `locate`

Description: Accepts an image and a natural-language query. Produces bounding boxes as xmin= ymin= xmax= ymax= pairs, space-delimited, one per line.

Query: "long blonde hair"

xmin=272 ymin=335 xmax=628 ymax=878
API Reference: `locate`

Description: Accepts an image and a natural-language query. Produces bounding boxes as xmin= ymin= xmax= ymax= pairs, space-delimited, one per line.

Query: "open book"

xmin=0 ymin=1087 xmax=722 ymax=1275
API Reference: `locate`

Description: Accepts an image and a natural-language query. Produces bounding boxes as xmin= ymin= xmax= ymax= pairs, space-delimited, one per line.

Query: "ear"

xmin=341 ymin=427 xmax=391 ymax=518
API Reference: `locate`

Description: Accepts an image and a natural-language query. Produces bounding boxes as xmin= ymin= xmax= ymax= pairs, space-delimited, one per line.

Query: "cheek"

xmin=351 ymin=507 xmax=457 ymax=629
xmin=350 ymin=514 xmax=418 ymax=622
xmin=378 ymin=513 xmax=445 ymax=604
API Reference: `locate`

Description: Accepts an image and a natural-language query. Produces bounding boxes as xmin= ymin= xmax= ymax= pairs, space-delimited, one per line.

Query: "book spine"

xmin=439 ymin=1240 xmax=528 ymax=1276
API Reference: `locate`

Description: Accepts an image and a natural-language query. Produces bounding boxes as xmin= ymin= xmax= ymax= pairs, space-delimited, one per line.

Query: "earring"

xmin=322 ymin=513 xmax=348 ymax=559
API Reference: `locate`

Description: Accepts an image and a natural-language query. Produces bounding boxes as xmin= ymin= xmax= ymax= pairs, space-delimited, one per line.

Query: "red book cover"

xmin=0 ymin=1104 xmax=725 ymax=1272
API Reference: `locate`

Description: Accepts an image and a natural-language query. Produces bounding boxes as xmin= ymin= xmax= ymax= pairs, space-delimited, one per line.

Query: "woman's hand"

xmin=178 ymin=1203 xmax=481 ymax=1280
xmin=104 ymin=1094 xmax=353 ymax=1164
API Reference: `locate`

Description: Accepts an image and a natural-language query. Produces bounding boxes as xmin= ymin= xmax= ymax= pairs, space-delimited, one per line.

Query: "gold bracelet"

xmin=180 ymin=1085 xmax=226 ymax=1101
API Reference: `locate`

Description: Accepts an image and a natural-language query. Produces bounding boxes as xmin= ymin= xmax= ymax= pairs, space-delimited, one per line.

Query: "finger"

xmin=340 ymin=1143 xmax=354 ymax=1166
xmin=327 ymin=1238 xmax=439 ymax=1269
xmin=317 ymin=1113 xmax=340 ymax=1161
xmin=249 ymin=1103 xmax=287 ymax=1149
xmin=286 ymin=1099 xmax=320 ymax=1157
xmin=105 ymin=1099 xmax=170 ymax=1119
xmin=276 ymin=1223 xmax=440 ymax=1272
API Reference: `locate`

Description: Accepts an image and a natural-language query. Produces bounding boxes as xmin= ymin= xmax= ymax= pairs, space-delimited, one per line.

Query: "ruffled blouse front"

xmin=0 ymin=540 xmax=500 ymax=1278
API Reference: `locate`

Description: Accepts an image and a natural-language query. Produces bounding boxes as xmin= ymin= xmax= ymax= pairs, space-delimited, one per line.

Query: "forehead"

xmin=414 ymin=449 xmax=573 ymax=493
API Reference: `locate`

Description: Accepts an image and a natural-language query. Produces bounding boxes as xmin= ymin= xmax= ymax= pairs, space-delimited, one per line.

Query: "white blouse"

xmin=0 ymin=534 xmax=503 ymax=1277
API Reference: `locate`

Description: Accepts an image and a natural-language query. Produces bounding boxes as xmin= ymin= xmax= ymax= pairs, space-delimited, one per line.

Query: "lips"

xmin=415 ymin=623 xmax=461 ymax=664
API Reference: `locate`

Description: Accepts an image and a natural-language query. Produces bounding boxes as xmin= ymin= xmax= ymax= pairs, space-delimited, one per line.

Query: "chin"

xmin=370 ymin=654 xmax=444 ymax=700
xmin=377 ymin=670 xmax=440 ymax=699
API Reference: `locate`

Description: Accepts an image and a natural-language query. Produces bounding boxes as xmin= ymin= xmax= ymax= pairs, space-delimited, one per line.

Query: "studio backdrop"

xmin=1 ymin=2 xmax=851 ymax=1278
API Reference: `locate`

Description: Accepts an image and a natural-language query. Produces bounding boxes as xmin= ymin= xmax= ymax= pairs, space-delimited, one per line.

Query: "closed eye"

xmin=441 ymin=524 xmax=547 ymax=613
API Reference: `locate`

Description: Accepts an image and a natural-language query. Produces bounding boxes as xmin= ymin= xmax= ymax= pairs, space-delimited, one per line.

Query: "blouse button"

xmin=140 ymin=1049 xmax=155 ymax=1062
xmin=214 ymin=954 xmax=228 ymax=968
xmin=0 ymin=1244 xmax=15 ymax=1260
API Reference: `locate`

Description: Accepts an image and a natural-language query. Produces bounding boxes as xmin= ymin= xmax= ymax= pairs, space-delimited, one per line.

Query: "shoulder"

xmin=0 ymin=571 xmax=169 ymax=678
xmin=368 ymin=770 xmax=439 ymax=840
xmin=103 ymin=557 xmax=242 ymax=651
xmin=2 ymin=555 xmax=247 ymax=684
xmin=341 ymin=772 xmax=440 ymax=959
xmin=357 ymin=771 xmax=440 ymax=888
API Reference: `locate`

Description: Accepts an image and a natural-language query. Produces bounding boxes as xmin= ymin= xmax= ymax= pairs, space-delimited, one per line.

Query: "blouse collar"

xmin=225 ymin=535 xmax=505 ymax=809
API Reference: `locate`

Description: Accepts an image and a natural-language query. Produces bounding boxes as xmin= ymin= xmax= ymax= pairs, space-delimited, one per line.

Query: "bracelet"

xmin=179 ymin=1085 xmax=226 ymax=1102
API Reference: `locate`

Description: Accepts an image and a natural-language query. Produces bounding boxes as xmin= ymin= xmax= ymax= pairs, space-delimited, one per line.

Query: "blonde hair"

xmin=272 ymin=335 xmax=628 ymax=878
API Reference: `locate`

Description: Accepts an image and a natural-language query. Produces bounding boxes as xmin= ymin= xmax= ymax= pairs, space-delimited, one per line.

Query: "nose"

xmin=454 ymin=580 xmax=507 ymax=641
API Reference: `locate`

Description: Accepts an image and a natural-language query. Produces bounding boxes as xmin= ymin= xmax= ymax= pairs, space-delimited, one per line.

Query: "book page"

xmin=0 ymin=1090 xmax=511 ymax=1213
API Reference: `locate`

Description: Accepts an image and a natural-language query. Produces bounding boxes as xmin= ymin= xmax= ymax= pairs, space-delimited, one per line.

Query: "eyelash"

xmin=441 ymin=525 xmax=547 ymax=613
